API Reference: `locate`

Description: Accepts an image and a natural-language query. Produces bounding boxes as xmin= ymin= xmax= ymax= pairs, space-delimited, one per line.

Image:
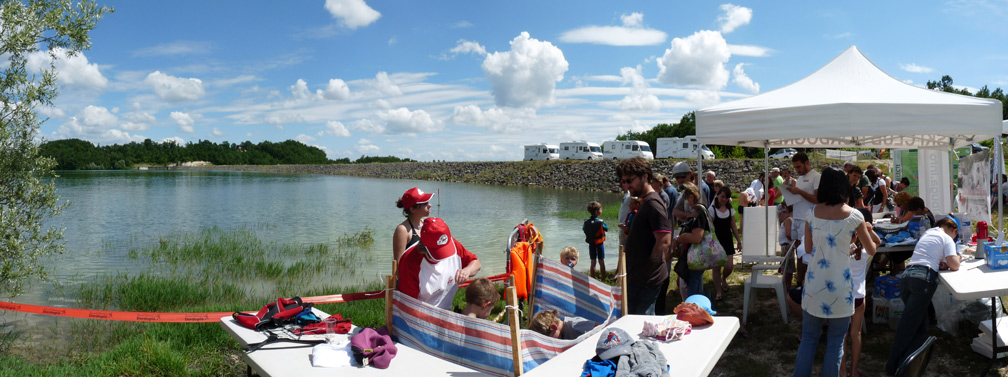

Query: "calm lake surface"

xmin=11 ymin=170 xmax=621 ymax=307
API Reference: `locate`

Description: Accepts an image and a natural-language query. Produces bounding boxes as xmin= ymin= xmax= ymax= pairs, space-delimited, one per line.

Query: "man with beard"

xmin=616 ymin=157 xmax=672 ymax=315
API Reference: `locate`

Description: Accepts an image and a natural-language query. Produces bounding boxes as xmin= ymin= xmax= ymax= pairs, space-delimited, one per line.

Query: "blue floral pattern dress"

xmin=801 ymin=209 xmax=863 ymax=318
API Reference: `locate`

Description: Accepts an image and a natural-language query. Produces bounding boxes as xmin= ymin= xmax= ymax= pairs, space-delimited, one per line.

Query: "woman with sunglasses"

xmin=393 ymin=187 xmax=435 ymax=263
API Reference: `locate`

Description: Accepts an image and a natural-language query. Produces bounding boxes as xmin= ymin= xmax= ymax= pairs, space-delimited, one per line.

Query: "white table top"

xmin=939 ymin=259 xmax=1008 ymax=301
xmin=522 ymin=315 xmax=740 ymax=377
xmin=219 ymin=312 xmax=488 ymax=377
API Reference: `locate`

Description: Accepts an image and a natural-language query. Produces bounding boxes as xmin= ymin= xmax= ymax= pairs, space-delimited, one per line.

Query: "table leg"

xmin=982 ymin=295 xmax=1005 ymax=377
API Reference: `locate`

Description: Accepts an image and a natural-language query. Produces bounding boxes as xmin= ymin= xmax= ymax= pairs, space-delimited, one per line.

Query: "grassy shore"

xmin=1 ymin=218 xmax=1006 ymax=376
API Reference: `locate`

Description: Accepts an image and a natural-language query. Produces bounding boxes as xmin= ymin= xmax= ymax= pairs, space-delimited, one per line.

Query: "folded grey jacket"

xmin=615 ymin=339 xmax=669 ymax=377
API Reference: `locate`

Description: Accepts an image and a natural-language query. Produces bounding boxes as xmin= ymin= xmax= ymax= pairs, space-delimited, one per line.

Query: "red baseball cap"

xmin=400 ymin=187 xmax=434 ymax=209
xmin=420 ymin=217 xmax=456 ymax=261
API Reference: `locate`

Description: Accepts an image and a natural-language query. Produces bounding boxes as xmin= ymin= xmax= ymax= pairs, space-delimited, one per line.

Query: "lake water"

xmin=9 ymin=170 xmax=621 ymax=307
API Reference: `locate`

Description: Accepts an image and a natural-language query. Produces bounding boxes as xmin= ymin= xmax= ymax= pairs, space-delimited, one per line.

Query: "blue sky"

xmin=32 ymin=0 xmax=1008 ymax=161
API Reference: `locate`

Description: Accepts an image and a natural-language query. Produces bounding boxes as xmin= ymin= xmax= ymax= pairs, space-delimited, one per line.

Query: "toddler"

xmin=560 ymin=246 xmax=579 ymax=268
xmin=528 ymin=309 xmax=597 ymax=340
xmin=583 ymin=201 xmax=608 ymax=278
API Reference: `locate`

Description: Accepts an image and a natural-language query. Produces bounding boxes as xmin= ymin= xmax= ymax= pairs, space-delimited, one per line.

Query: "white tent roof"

xmin=696 ymin=46 xmax=1003 ymax=149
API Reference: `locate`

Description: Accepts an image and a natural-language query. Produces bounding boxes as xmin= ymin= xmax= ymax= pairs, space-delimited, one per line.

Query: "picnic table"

xmin=219 ymin=309 xmax=487 ymax=377
xmin=522 ymin=315 xmax=740 ymax=377
xmin=939 ymin=259 xmax=1008 ymax=376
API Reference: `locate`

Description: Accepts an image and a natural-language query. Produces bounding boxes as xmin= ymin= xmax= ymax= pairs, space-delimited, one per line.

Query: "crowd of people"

xmin=388 ymin=151 xmax=968 ymax=375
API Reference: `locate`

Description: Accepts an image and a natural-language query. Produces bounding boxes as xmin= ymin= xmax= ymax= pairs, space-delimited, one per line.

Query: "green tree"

xmin=1 ymin=0 xmax=110 ymax=296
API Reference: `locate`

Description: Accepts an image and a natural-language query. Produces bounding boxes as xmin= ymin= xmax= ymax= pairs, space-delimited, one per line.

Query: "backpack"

xmin=233 ymin=297 xmax=315 ymax=331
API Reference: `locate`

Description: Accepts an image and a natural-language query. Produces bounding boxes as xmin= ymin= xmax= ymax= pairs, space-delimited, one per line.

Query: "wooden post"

xmin=385 ymin=260 xmax=397 ymax=336
xmin=385 ymin=274 xmax=395 ymax=336
xmin=618 ymin=246 xmax=628 ymax=317
xmin=506 ymin=286 xmax=523 ymax=376
xmin=525 ymin=252 xmax=540 ymax=321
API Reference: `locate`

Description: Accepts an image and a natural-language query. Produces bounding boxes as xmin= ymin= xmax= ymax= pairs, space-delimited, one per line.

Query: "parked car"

xmin=769 ymin=148 xmax=797 ymax=159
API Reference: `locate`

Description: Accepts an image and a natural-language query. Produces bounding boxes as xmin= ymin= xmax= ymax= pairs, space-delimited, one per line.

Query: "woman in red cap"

xmin=393 ymin=187 xmax=435 ymax=262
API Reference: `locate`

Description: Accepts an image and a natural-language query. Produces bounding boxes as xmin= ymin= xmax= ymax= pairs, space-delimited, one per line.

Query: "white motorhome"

xmin=656 ymin=136 xmax=715 ymax=160
xmin=602 ymin=140 xmax=654 ymax=160
xmin=559 ymin=141 xmax=603 ymax=160
xmin=523 ymin=144 xmax=559 ymax=161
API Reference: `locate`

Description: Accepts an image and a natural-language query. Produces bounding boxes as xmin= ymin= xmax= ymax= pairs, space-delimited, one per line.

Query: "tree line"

xmin=617 ymin=75 xmax=1008 ymax=159
xmin=38 ymin=138 xmax=415 ymax=170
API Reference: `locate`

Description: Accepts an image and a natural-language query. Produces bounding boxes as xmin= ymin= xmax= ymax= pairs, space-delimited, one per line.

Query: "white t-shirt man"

xmin=791 ymin=169 xmax=821 ymax=262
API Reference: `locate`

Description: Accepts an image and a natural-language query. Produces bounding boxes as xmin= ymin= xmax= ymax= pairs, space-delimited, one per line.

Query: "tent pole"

xmin=697 ymin=143 xmax=705 ymax=205
xmin=765 ymin=143 xmax=771 ymax=258
xmin=998 ymin=136 xmax=1004 ymax=244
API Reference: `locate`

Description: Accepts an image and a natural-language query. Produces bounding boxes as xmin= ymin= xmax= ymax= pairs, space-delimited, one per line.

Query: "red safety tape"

xmin=0 ymin=272 xmax=514 ymax=322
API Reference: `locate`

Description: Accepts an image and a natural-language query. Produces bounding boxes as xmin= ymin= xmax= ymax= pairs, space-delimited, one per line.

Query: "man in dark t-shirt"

xmin=616 ymin=157 xmax=672 ymax=315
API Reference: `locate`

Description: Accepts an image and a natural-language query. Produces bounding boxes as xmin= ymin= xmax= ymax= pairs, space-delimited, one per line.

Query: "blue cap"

xmin=684 ymin=294 xmax=716 ymax=315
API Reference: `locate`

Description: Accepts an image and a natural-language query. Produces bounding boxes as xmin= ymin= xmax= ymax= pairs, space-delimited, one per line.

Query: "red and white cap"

xmin=420 ymin=217 xmax=456 ymax=261
xmin=400 ymin=187 xmax=435 ymax=209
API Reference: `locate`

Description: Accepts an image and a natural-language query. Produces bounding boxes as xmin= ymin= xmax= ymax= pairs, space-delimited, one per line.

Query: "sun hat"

xmin=671 ymin=162 xmax=691 ymax=178
xmin=420 ymin=217 xmax=457 ymax=261
xmin=684 ymin=294 xmax=717 ymax=315
xmin=595 ymin=327 xmax=633 ymax=360
xmin=400 ymin=187 xmax=434 ymax=209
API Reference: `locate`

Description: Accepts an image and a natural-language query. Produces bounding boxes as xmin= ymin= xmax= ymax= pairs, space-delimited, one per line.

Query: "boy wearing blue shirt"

xmin=583 ymin=201 xmax=608 ymax=278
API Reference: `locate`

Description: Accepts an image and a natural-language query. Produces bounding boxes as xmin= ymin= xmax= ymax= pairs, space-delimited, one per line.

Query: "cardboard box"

xmin=983 ymin=241 xmax=1008 ymax=270
xmin=873 ymin=275 xmax=901 ymax=299
xmin=872 ymin=296 xmax=890 ymax=324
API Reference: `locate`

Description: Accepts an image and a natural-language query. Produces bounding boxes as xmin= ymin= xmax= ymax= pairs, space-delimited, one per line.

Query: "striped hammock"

xmin=391 ymin=256 xmax=622 ymax=376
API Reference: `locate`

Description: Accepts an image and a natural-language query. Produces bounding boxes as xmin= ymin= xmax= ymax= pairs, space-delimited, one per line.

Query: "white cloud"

xmin=732 ymin=63 xmax=760 ymax=93
xmin=559 ymin=13 xmax=667 ymax=46
xmin=26 ymin=47 xmax=107 ymax=89
xmin=717 ymin=4 xmax=752 ymax=33
xmin=320 ymin=78 xmax=350 ymax=100
xmin=619 ymin=66 xmax=661 ymax=111
xmin=728 ymin=44 xmax=772 ymax=57
xmin=296 ymin=134 xmax=316 ymax=144
xmin=388 ymin=36 xmax=397 ymax=46
xmin=170 ymin=111 xmax=195 ymax=133
xmin=357 ymin=138 xmax=380 ymax=154
xmin=378 ymin=107 xmax=443 ymax=134
xmin=657 ymin=30 xmax=731 ymax=90
xmin=100 ymin=129 xmax=146 ymax=145
xmin=482 ymin=32 xmax=569 ymax=108
xmin=362 ymin=71 xmax=402 ymax=96
xmin=291 ymin=79 xmax=311 ymax=100
xmin=162 ymin=136 xmax=186 ymax=146
xmin=451 ymin=21 xmax=473 ymax=29
xmin=900 ymin=63 xmax=934 ymax=74
xmin=211 ymin=127 xmax=225 ymax=137
xmin=450 ymin=40 xmax=487 ymax=56
xmin=144 ymin=71 xmax=205 ymax=102
xmin=352 ymin=118 xmax=385 ymax=134
xmin=827 ymin=32 xmax=853 ymax=39
xmin=323 ymin=120 xmax=352 ymax=137
xmin=81 ymin=105 xmax=118 ymax=128
xmin=324 ymin=0 xmax=381 ymax=29
xmin=37 ymin=106 xmax=66 ymax=119
xmin=451 ymin=105 xmax=535 ymax=133
xmin=132 ymin=41 xmax=213 ymax=57
xmin=684 ymin=90 xmax=722 ymax=108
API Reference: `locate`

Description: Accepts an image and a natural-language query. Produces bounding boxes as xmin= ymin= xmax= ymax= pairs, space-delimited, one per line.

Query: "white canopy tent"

xmin=696 ymin=46 xmax=1002 ymax=149
xmin=695 ymin=45 xmax=1004 ymax=245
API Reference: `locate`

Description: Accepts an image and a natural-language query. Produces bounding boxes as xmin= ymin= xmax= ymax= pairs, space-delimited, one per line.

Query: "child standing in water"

xmin=583 ymin=201 xmax=608 ymax=278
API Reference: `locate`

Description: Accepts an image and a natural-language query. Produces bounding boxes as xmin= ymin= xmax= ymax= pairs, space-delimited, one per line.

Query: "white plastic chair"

xmin=740 ymin=206 xmax=787 ymax=324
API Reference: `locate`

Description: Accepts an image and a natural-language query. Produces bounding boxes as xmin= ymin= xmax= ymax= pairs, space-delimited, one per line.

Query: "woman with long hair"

xmin=793 ymin=167 xmax=879 ymax=377
xmin=708 ymin=186 xmax=741 ymax=301
xmin=392 ymin=187 xmax=434 ymax=262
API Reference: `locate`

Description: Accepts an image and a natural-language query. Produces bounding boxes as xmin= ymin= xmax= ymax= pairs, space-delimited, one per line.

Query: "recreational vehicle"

xmin=558 ymin=141 xmax=603 ymax=160
xmin=656 ymin=136 xmax=715 ymax=160
xmin=523 ymin=144 xmax=560 ymax=161
xmin=602 ymin=140 xmax=654 ymax=160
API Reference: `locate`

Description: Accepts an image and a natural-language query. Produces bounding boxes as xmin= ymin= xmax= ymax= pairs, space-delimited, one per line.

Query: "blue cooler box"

xmin=983 ymin=241 xmax=1008 ymax=270
xmin=874 ymin=275 xmax=901 ymax=299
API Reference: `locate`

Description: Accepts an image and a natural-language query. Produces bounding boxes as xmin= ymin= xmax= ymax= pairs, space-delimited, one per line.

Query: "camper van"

xmin=602 ymin=140 xmax=654 ymax=160
xmin=523 ymin=144 xmax=560 ymax=161
xmin=656 ymin=136 xmax=715 ymax=160
xmin=559 ymin=141 xmax=603 ymax=160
